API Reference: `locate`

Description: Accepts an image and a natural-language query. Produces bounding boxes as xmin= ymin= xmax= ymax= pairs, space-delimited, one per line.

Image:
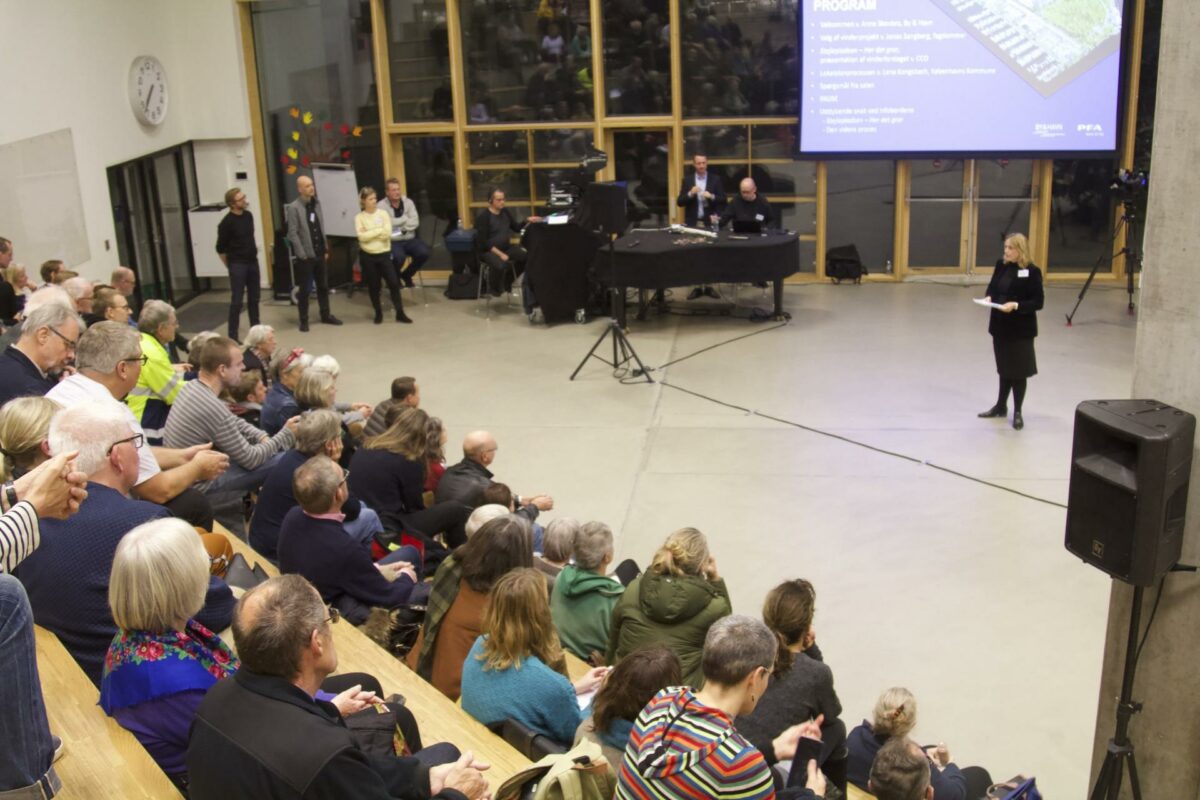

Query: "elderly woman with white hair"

xmin=241 ymin=324 xmax=277 ymax=387
xmin=129 ymin=299 xmax=183 ymax=445
xmin=100 ymin=518 xmax=241 ymax=788
xmin=260 ymin=347 xmax=312 ymax=435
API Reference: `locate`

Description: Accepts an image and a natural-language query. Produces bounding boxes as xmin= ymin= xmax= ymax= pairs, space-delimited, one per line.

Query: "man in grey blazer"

xmin=283 ymin=175 xmax=343 ymax=331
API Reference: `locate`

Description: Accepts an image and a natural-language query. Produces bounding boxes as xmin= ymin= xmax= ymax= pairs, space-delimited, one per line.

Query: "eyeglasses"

xmin=122 ymin=354 xmax=149 ymax=367
xmin=47 ymin=326 xmax=78 ymax=350
xmin=105 ymin=433 xmax=145 ymax=456
xmin=324 ymin=606 xmax=341 ymax=625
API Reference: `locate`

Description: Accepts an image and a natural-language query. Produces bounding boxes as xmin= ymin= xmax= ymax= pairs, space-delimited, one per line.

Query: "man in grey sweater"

xmin=283 ymin=175 xmax=342 ymax=332
xmin=383 ymin=178 xmax=429 ymax=288
xmin=164 ymin=336 xmax=296 ymax=494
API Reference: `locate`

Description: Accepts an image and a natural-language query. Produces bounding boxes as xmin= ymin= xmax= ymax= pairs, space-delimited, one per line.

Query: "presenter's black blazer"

xmin=985 ymin=260 xmax=1044 ymax=340
xmin=675 ymin=171 xmax=727 ymax=227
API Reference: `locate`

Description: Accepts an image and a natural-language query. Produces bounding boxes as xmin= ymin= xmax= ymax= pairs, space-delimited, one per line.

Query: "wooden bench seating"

xmin=223 ymin=530 xmax=532 ymax=791
xmin=34 ymin=626 xmax=182 ymax=798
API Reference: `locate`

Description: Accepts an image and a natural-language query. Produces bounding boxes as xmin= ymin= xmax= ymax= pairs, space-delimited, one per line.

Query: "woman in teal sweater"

xmin=460 ymin=568 xmax=608 ymax=746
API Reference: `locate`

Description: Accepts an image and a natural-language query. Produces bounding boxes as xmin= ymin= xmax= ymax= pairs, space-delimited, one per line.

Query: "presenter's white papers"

xmin=973 ymin=298 xmax=1003 ymax=310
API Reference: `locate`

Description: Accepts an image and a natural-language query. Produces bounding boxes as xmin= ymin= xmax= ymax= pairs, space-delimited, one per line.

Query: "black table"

xmin=594 ymin=229 xmax=800 ymax=326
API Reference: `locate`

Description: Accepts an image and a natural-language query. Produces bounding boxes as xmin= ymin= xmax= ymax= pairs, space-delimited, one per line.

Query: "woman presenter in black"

xmin=978 ymin=233 xmax=1044 ymax=430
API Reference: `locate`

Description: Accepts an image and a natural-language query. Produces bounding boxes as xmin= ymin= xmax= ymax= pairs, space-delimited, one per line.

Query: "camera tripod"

xmin=1066 ymin=200 xmax=1142 ymax=326
xmin=1088 ymin=583 xmax=1146 ymax=800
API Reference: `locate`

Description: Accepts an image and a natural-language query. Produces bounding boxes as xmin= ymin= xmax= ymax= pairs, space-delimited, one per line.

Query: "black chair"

xmin=486 ymin=718 xmax=568 ymax=761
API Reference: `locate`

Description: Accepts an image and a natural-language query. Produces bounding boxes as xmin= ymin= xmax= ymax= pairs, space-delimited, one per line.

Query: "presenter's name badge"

xmin=1018 ymin=269 xmax=1030 ymax=278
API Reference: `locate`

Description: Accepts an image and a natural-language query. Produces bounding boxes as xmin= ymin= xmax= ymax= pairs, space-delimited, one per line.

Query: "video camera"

xmin=547 ymin=146 xmax=609 ymax=211
xmin=1109 ymin=169 xmax=1148 ymax=203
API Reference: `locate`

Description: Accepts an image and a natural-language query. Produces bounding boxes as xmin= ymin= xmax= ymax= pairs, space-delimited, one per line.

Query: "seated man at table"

xmin=279 ymin=455 xmax=427 ymax=623
xmin=474 ymin=188 xmax=541 ymax=307
xmin=186 ymin=574 xmax=490 ymax=800
xmin=14 ymin=403 xmax=234 ymax=685
xmin=720 ymin=177 xmax=775 ymax=232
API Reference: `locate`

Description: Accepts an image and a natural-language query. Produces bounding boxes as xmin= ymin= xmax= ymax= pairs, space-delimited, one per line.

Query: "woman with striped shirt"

xmin=615 ymin=615 xmax=828 ymax=800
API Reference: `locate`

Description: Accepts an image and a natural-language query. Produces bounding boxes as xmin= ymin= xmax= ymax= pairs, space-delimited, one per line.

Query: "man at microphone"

xmin=675 ymin=154 xmax=726 ymax=300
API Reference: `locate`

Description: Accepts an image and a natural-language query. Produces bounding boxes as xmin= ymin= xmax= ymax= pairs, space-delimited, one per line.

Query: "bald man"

xmin=283 ymin=175 xmax=343 ymax=332
xmin=720 ymin=177 xmax=775 ymax=231
xmin=435 ymin=430 xmax=553 ymax=524
xmin=111 ymin=267 xmax=136 ymax=298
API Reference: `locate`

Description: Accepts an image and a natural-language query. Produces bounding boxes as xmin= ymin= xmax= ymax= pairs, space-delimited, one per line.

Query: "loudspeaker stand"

xmin=1089 ymin=584 xmax=1145 ymax=800
xmin=569 ymin=318 xmax=652 ymax=383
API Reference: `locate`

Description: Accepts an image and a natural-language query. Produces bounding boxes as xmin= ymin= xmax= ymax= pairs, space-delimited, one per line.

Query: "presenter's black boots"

xmin=978 ymin=405 xmax=1007 ymax=418
xmin=1012 ymin=412 xmax=1024 ymax=430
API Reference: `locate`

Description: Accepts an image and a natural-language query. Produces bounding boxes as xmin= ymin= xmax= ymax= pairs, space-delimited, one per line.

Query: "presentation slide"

xmin=799 ymin=0 xmax=1124 ymax=155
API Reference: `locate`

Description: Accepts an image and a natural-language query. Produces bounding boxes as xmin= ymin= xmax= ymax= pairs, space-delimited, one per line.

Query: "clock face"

xmin=129 ymin=56 xmax=168 ymax=126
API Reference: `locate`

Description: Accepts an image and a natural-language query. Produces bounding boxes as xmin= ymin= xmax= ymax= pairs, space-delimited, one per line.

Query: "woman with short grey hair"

xmin=100 ymin=517 xmax=241 ymax=788
xmin=242 ymin=324 xmax=276 ymax=386
xmin=615 ymin=615 xmax=828 ymax=800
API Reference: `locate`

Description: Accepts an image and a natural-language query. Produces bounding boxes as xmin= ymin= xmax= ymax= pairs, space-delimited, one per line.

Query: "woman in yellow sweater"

xmin=355 ymin=187 xmax=411 ymax=324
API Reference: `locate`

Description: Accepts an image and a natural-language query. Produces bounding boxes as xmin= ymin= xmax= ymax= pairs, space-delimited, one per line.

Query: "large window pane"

xmin=1047 ymin=159 xmax=1117 ymax=273
xmin=532 ymin=128 xmax=592 ymax=162
xmin=251 ymin=0 xmax=383 ymax=212
xmin=400 ymin=136 xmax=457 ymax=268
xmin=385 ymin=0 xmax=453 ymax=122
xmin=468 ymin=131 xmax=529 ymax=163
xmin=771 ymin=201 xmax=816 ymax=236
xmin=750 ymin=124 xmax=798 ymax=158
xmin=461 ymin=0 xmax=593 ymax=122
xmin=753 ymin=162 xmax=816 ymax=198
xmin=468 ymin=169 xmax=529 ymax=203
xmin=680 ymin=0 xmax=799 ymax=118
xmin=683 ymin=125 xmax=748 ymax=160
xmin=602 ymin=0 xmax=671 ymax=116
xmin=826 ymin=161 xmax=895 ymax=273
xmin=974 ymin=160 xmax=1034 ymax=269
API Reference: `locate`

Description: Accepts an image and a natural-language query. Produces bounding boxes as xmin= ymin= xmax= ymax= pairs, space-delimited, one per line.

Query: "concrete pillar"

xmin=1089 ymin=2 xmax=1200 ymax=796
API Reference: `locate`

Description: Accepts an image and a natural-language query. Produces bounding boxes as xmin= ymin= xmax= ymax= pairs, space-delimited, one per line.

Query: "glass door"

xmin=904 ymin=159 xmax=1038 ymax=276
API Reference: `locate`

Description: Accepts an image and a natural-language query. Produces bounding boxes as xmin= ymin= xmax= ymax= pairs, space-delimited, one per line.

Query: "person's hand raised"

xmin=12 ymin=452 xmax=88 ymax=519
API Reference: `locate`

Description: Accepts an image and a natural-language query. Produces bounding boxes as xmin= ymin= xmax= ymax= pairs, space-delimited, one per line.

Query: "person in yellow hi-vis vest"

xmin=127 ymin=299 xmax=184 ymax=445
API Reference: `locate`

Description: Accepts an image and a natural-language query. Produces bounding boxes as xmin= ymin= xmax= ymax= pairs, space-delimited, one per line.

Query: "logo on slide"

xmin=1077 ymin=123 xmax=1105 ymax=136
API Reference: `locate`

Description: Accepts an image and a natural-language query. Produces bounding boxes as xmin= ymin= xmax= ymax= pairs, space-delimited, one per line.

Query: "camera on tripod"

xmin=1109 ymin=169 xmax=1149 ymax=204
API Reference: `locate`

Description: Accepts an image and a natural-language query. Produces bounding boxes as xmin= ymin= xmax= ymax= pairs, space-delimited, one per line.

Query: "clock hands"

xmin=144 ymin=84 xmax=156 ymax=113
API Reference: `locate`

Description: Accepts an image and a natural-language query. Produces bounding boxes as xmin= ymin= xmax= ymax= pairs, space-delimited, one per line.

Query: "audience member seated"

xmin=461 ymin=569 xmax=608 ymax=747
xmin=719 ymin=178 xmax=775 ymax=230
xmin=867 ymin=738 xmax=938 ymax=800
xmin=436 ymin=430 xmax=553 ymax=524
xmin=479 ymin=481 xmax=547 ymax=553
xmin=409 ymin=515 xmax=534 ymax=700
xmin=0 ymin=302 xmax=80 ymax=406
xmin=38 ymin=260 xmax=63 ymax=288
xmin=535 ymin=515 xmax=575 ymax=581
xmin=423 ymin=414 xmax=447 ymax=494
xmin=128 ymin=300 xmax=184 ymax=444
xmin=551 ymin=521 xmax=624 ymax=661
xmin=164 ymin=336 xmax=296 ymax=495
xmin=615 ymin=616 xmax=827 ymax=799
xmin=0 ymin=452 xmax=90 ymax=799
xmin=464 ymin=503 xmax=508 ymax=538
xmin=0 ymin=263 xmax=26 ymax=327
xmin=307 ymin=354 xmax=373 ymax=429
xmin=0 ymin=284 xmax=71 ymax=349
xmin=187 ymin=575 xmax=490 ymax=800
xmin=226 ymin=369 xmax=267 ymax=427
xmin=91 ymin=286 xmax=132 ymax=326
xmin=280 ymin=455 xmax=427 ymax=625
xmin=363 ymin=375 xmax=420 ymax=438
xmin=261 ymin=348 xmax=311 ymax=434
xmin=349 ymin=407 xmax=472 ymax=552
xmin=847 ymin=687 xmax=991 ymax=800
xmin=294 ymin=367 xmax=368 ymax=464
xmin=607 ymin=527 xmax=731 ymax=686
xmin=62 ymin=276 xmax=95 ymax=322
xmin=14 ymin=403 xmax=234 ymax=684
xmin=47 ymin=321 xmax=227 ymax=530
xmin=242 ymin=324 xmax=277 ymax=386
xmin=737 ymin=579 xmax=847 ymax=793
xmin=100 ymin=518 xmax=242 ymax=789
xmin=250 ymin=409 xmax=382 ymax=562
xmin=0 ymin=396 xmax=60 ymax=482
xmin=575 ymin=647 xmax=681 ymax=771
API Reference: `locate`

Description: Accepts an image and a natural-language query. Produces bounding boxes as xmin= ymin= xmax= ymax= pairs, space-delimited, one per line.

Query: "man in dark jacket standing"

xmin=283 ymin=175 xmax=343 ymax=332
xmin=215 ymin=187 xmax=261 ymax=342
xmin=676 ymin=154 xmax=726 ymax=299
xmin=187 ymin=574 xmax=489 ymax=800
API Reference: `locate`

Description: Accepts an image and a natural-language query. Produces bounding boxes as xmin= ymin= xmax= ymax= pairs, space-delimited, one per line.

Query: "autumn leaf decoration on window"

xmin=279 ymin=107 xmax=364 ymax=174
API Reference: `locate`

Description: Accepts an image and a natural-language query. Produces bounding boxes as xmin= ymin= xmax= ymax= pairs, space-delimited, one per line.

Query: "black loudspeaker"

xmin=1065 ymin=399 xmax=1196 ymax=586
xmin=577 ymin=182 xmax=628 ymax=235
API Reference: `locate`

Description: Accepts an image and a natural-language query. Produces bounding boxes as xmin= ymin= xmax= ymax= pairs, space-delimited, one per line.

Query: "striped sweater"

xmin=0 ymin=501 xmax=39 ymax=573
xmin=616 ymin=687 xmax=803 ymax=800
xmin=163 ymin=379 xmax=294 ymax=489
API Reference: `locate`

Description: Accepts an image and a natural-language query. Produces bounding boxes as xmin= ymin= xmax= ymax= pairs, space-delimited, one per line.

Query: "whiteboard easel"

xmin=311 ymin=162 xmax=360 ymax=238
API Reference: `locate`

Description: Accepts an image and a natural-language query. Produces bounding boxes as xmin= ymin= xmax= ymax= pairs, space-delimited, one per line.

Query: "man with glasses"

xmin=0 ymin=302 xmax=81 ymax=406
xmin=188 ymin=574 xmax=487 ymax=800
xmin=47 ymin=322 xmax=229 ymax=530
xmin=13 ymin=403 xmax=235 ymax=685
xmin=90 ymin=286 xmax=132 ymax=326
xmin=435 ymin=430 xmax=553 ymax=526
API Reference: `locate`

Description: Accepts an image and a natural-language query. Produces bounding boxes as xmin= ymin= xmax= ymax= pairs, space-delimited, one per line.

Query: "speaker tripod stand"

xmin=1089 ymin=584 xmax=1146 ymax=800
xmin=1066 ymin=200 xmax=1141 ymax=326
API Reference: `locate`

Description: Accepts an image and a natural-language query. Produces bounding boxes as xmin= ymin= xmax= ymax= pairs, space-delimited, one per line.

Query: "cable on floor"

xmin=658 ymin=379 xmax=1069 ymax=510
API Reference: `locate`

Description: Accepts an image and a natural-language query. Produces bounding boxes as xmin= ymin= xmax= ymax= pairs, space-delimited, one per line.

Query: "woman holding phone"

xmin=978 ymin=233 xmax=1044 ymax=430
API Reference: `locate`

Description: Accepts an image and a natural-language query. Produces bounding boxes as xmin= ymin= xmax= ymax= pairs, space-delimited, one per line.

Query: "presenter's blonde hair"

xmin=1004 ymin=233 xmax=1031 ymax=267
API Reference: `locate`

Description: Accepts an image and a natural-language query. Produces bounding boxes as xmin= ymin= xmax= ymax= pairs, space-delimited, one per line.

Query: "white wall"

xmin=0 ymin=0 xmax=262 ymax=282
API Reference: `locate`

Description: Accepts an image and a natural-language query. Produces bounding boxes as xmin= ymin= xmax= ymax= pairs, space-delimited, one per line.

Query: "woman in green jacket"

xmin=606 ymin=527 xmax=730 ymax=687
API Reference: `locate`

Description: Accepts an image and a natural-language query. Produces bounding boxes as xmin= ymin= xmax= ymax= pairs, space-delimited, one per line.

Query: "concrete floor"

xmin=187 ymin=277 xmax=1137 ymax=796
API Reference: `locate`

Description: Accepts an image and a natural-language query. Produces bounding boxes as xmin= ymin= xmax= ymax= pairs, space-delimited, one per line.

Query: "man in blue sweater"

xmin=278 ymin=456 xmax=426 ymax=625
xmin=14 ymin=403 xmax=234 ymax=685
